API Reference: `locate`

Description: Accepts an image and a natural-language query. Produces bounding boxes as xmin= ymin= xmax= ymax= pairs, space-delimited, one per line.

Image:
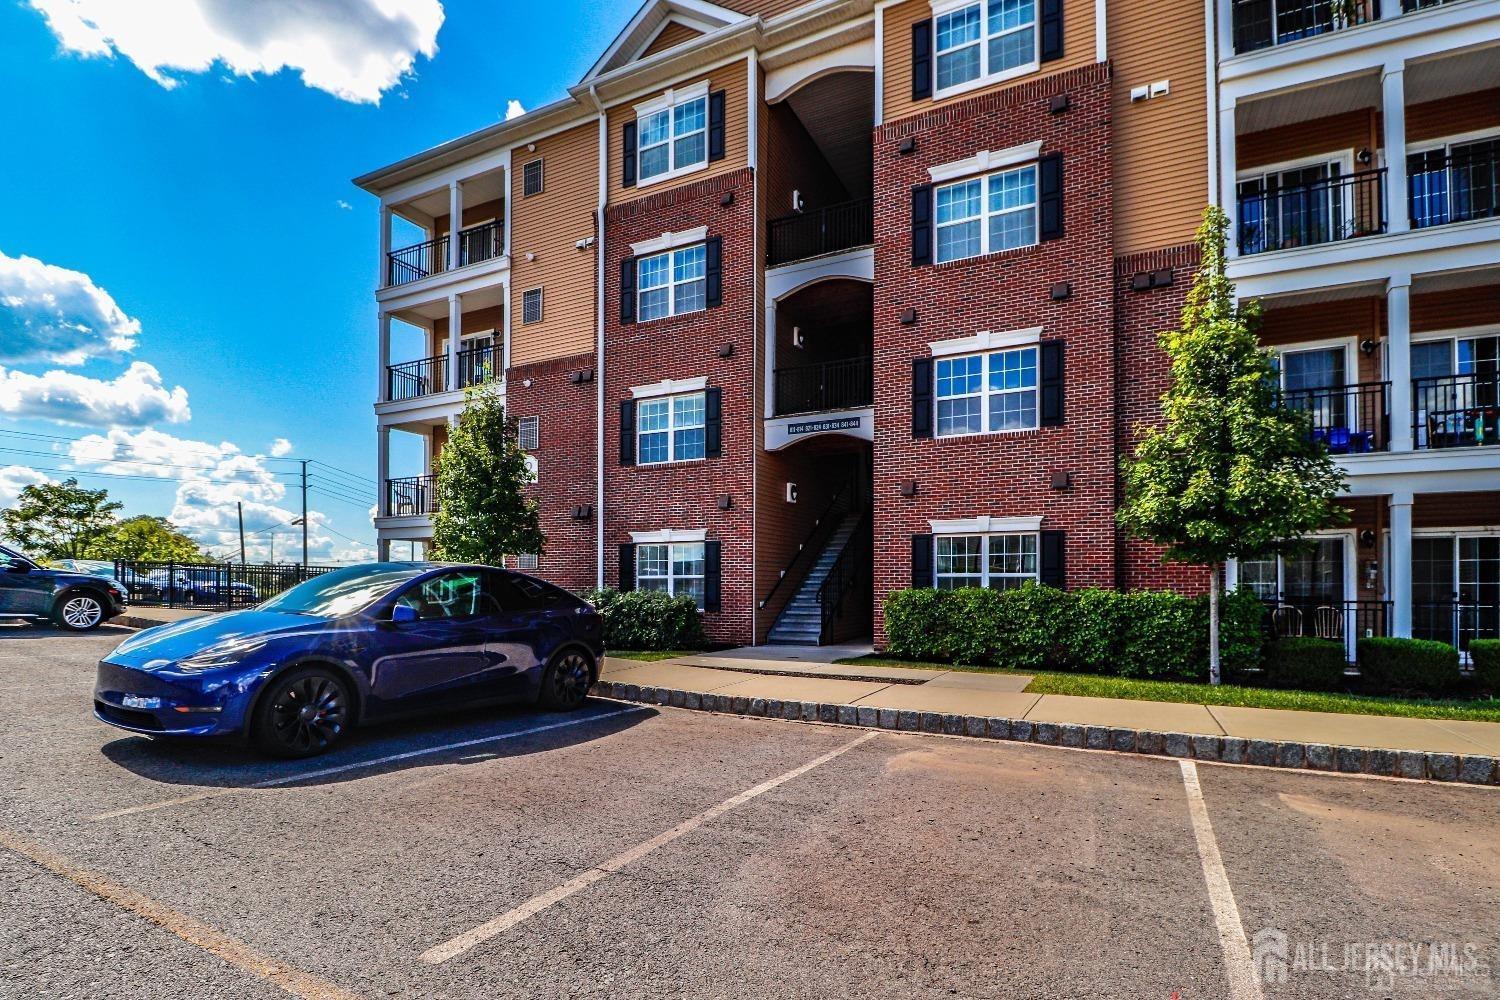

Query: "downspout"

xmin=588 ymin=84 xmax=608 ymax=591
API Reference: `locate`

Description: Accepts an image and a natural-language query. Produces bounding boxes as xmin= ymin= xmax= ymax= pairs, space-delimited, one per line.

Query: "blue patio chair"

xmin=1326 ymin=427 xmax=1351 ymax=454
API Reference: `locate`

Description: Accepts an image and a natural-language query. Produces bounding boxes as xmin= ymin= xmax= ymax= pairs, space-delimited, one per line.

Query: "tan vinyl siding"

xmin=509 ymin=119 xmax=601 ymax=367
xmin=641 ymin=20 xmax=704 ymax=58
xmin=608 ymin=60 xmax=750 ymax=205
xmin=881 ymin=0 xmax=1096 ymax=125
xmin=1110 ymin=0 xmax=1209 ymax=254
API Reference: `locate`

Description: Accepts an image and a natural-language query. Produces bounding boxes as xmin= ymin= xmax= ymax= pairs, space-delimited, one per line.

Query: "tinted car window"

xmin=262 ymin=565 xmax=420 ymax=617
xmin=394 ymin=570 xmax=500 ymax=620
xmin=489 ymin=572 xmax=565 ymax=611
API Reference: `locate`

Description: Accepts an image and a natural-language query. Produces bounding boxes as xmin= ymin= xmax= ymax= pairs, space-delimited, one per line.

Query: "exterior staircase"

xmin=765 ymin=513 xmax=863 ymax=645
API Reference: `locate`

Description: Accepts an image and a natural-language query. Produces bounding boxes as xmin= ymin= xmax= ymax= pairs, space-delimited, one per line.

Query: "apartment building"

xmin=355 ymin=0 xmax=1500 ymax=655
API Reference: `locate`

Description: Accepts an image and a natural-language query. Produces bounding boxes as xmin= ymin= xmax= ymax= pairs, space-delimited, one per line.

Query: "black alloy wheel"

xmin=540 ymin=650 xmax=593 ymax=711
xmin=253 ymin=668 xmax=350 ymax=758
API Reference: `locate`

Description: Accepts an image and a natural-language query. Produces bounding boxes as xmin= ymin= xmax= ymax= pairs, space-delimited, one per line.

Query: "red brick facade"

xmin=602 ymin=168 xmax=759 ymax=645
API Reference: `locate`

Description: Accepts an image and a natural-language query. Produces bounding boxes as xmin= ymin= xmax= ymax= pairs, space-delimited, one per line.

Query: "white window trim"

xmin=928 ymin=140 xmax=1044 ymax=184
xmin=631 ymin=225 xmax=709 ymax=257
xmin=928 ymin=325 xmax=1041 ymax=358
xmin=633 ymin=80 xmax=712 ymax=189
xmin=932 ymin=343 xmax=1042 ymax=439
xmin=933 ymin=161 xmax=1041 ymax=263
xmin=521 ymin=287 xmax=544 ymax=325
xmin=630 ymin=528 xmax=708 ymax=543
xmin=633 ymin=539 xmax=708 ymax=608
xmin=1273 ymin=337 xmax=1357 ymax=388
xmin=929 ymin=0 xmax=1040 ymax=101
xmin=931 ymin=530 xmax=1042 ymax=589
xmin=634 ymin=389 xmax=708 ymax=465
xmin=631 ymin=375 xmax=708 ymax=399
xmin=930 ymin=515 xmax=1043 ymax=534
xmin=1234 ymin=150 xmax=1353 ymax=182
xmin=634 ymin=243 xmax=709 ymax=322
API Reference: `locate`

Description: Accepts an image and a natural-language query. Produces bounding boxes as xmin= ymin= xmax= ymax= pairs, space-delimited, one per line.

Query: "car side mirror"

xmin=390 ymin=604 xmax=419 ymax=624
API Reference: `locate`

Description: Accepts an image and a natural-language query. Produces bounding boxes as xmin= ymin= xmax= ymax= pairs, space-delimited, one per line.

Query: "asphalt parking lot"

xmin=2 ymin=627 xmax=1498 ymax=999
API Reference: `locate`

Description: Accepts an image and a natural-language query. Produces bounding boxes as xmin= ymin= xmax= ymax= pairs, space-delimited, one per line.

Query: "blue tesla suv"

xmin=94 ymin=563 xmax=605 ymax=757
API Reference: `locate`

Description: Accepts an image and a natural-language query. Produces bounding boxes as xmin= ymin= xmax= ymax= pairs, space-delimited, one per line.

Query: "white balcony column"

xmin=1386 ymin=274 xmax=1413 ymax=452
xmin=1219 ymin=98 xmax=1239 ymax=257
xmin=447 ymin=293 xmax=462 ymax=392
xmin=1377 ymin=0 xmax=1399 ymax=19
xmin=376 ymin=426 xmax=390 ymax=518
xmin=1389 ymin=491 xmax=1414 ymax=638
xmin=378 ymin=205 xmax=392 ymax=287
xmin=502 ymin=169 xmax=512 ymax=257
xmin=448 ymin=181 xmax=463 ymax=270
xmin=1382 ymin=62 xmax=1408 ymax=236
xmin=377 ymin=309 xmax=391 ymax=403
xmin=763 ymin=298 xmax=778 ymax=415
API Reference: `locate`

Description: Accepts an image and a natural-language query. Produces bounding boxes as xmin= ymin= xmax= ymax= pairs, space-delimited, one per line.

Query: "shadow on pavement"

xmin=0 ymin=624 xmax=134 ymax=640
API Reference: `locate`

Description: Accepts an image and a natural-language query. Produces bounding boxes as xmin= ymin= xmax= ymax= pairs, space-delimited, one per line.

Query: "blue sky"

xmin=0 ymin=0 xmax=639 ymax=561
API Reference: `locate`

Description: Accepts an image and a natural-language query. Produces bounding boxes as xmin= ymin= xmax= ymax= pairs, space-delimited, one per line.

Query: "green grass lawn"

xmin=606 ymin=650 xmax=698 ymax=662
xmin=839 ymin=656 xmax=1500 ymax=724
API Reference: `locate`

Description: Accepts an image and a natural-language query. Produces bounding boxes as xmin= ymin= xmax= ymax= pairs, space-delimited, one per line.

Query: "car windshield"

xmin=259 ymin=565 xmax=422 ymax=617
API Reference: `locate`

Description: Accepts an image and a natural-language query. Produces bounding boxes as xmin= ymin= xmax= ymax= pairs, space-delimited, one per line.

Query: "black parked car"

xmin=0 ymin=545 xmax=127 ymax=631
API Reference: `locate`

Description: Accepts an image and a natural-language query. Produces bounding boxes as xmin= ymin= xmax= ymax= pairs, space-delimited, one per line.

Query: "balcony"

xmin=385 ymin=220 xmax=504 ymax=287
xmin=767 ymin=198 xmax=873 ymax=268
xmin=1415 ymin=600 xmax=1500 ymax=652
xmin=385 ymin=475 xmax=437 ymax=517
xmin=1283 ymin=380 xmax=1390 ymax=452
xmin=773 ymin=356 xmax=873 ymax=417
xmin=1263 ymin=598 xmax=1391 ymax=640
xmin=385 ymin=345 xmax=499 ymax=402
xmin=1229 ymin=0 xmax=1470 ymax=55
xmin=1412 ymin=372 xmax=1500 ymax=449
xmin=1237 ymin=168 xmax=1387 ymax=254
xmin=1409 ymin=142 xmax=1500 ymax=230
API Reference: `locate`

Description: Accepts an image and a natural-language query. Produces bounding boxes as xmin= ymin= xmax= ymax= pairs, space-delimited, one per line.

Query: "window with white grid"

xmin=636 ymin=542 xmax=705 ymax=608
xmin=935 ymin=163 xmax=1037 ymax=263
xmin=934 ymin=533 xmax=1038 ymax=590
xmin=637 ymin=244 xmax=705 ymax=322
xmin=636 ymin=391 xmax=705 ymax=464
xmin=935 ymin=345 xmax=1038 ymax=436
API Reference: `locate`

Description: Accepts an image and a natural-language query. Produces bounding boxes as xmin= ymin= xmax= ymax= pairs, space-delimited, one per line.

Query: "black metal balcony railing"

xmin=773 ymin=356 xmax=874 ymax=416
xmin=1231 ymin=0 xmax=1375 ymax=54
xmin=456 ymin=221 xmax=504 ymax=267
xmin=767 ymin=198 xmax=873 ymax=267
xmin=1401 ymin=0 xmax=1463 ymax=11
xmin=1412 ymin=372 xmax=1500 ymax=449
xmin=1237 ymin=168 xmax=1386 ymax=254
xmin=385 ymin=475 xmax=436 ymax=517
xmin=387 ymin=355 xmax=447 ymax=401
xmin=1408 ymin=142 xmax=1500 ymax=229
xmin=1263 ymin=598 xmax=1391 ymax=642
xmin=1281 ymin=380 xmax=1390 ymax=453
xmin=456 ymin=344 xmax=498 ymax=389
xmin=387 ymin=235 xmax=447 ymax=286
xmin=1414 ymin=602 xmax=1500 ymax=652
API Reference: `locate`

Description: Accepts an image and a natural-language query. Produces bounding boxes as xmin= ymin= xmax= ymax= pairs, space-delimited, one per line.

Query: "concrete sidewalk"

xmin=600 ymin=655 xmax=1500 ymax=761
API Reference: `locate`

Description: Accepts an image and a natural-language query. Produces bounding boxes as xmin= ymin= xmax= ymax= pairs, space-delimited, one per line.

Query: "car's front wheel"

xmin=251 ymin=667 xmax=351 ymax=758
xmin=52 ymin=591 xmax=105 ymax=632
xmin=538 ymin=648 xmax=594 ymax=711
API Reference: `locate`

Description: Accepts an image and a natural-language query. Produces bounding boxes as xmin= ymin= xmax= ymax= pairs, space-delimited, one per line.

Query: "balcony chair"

xmin=1313 ymin=605 xmax=1344 ymax=642
xmin=1269 ymin=605 xmax=1302 ymax=639
xmin=1325 ymin=427 xmax=1351 ymax=454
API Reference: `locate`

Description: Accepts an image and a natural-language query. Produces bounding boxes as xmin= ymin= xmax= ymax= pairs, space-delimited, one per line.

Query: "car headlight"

xmin=175 ymin=637 xmax=270 ymax=673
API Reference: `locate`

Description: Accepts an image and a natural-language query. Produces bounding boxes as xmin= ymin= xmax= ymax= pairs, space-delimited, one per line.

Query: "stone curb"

xmin=593 ymin=680 xmax=1500 ymax=786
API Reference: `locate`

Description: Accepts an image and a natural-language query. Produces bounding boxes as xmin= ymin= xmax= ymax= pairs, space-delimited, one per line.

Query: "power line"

xmin=308 ymin=487 xmax=378 ymax=512
xmin=307 ymin=475 xmax=375 ymax=500
xmin=0 ymin=444 xmax=301 ymax=482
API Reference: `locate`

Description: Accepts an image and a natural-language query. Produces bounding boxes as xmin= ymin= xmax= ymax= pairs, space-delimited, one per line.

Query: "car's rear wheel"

xmin=53 ymin=591 xmax=105 ymax=632
xmin=538 ymin=649 xmax=594 ymax=711
xmin=251 ymin=667 xmax=351 ymax=758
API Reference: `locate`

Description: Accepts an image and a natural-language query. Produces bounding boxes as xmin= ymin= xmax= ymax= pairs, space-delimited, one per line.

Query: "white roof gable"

xmin=581 ymin=0 xmax=749 ymax=83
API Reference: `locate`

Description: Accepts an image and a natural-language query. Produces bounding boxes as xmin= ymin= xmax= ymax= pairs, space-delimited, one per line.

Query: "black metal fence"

xmin=457 ymin=345 xmax=498 ymax=389
xmin=1412 ymin=372 xmax=1500 ymax=449
xmin=1409 ymin=142 xmax=1500 ymax=229
xmin=386 ymin=234 xmax=447 ymax=286
xmin=767 ymin=198 xmax=874 ymax=267
xmin=1415 ymin=602 xmax=1500 ymax=653
xmin=115 ymin=561 xmax=336 ymax=609
xmin=1263 ymin=598 xmax=1391 ymax=643
xmin=386 ymin=475 xmax=437 ymax=516
xmin=773 ymin=356 xmax=873 ymax=416
xmin=387 ymin=354 xmax=448 ymax=401
xmin=1281 ymin=380 xmax=1389 ymax=453
xmin=1231 ymin=0 xmax=1374 ymax=53
xmin=1237 ymin=168 xmax=1386 ymax=254
xmin=456 ymin=221 xmax=503 ymax=267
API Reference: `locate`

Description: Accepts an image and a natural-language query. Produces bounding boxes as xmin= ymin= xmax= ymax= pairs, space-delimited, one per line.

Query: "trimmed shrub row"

xmin=1473 ymin=640 xmax=1500 ymax=697
xmin=883 ymin=585 xmax=1266 ymax=681
xmin=584 ymin=588 xmax=704 ymax=652
xmin=1357 ymin=637 xmax=1461 ymax=696
xmin=1264 ymin=637 xmax=1349 ymax=691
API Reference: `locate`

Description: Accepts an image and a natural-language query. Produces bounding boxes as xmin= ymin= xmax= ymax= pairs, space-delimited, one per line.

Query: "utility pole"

xmin=300 ymin=460 xmax=309 ymax=576
xmin=237 ymin=502 xmax=247 ymax=565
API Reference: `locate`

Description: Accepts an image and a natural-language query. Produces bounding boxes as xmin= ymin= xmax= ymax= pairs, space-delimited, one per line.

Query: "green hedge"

xmin=1357 ymin=637 xmax=1460 ymax=695
xmin=1264 ymin=637 xmax=1348 ymax=691
xmin=883 ymin=584 xmax=1265 ymax=680
xmin=584 ymin=588 xmax=704 ymax=651
xmin=1464 ymin=639 xmax=1500 ymax=697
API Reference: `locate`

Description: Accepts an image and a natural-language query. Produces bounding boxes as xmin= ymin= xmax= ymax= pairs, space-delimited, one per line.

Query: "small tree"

xmin=1118 ymin=207 xmax=1348 ymax=684
xmin=87 ymin=515 xmax=204 ymax=563
xmin=0 ymin=478 xmax=122 ymax=560
xmin=430 ymin=386 xmax=544 ymax=565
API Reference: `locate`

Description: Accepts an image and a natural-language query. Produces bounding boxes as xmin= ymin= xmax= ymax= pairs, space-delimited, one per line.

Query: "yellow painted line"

xmin=0 ymin=826 xmax=362 ymax=1000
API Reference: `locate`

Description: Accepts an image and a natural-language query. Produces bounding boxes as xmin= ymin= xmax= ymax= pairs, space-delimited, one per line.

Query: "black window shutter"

xmin=622 ymin=121 xmax=637 ymax=187
xmin=911 ymin=357 xmax=934 ymax=438
xmin=910 ymin=184 xmax=933 ymax=266
xmin=619 ymin=256 xmax=636 ymax=324
xmin=911 ymin=534 xmax=934 ymax=588
xmin=1040 ymin=530 xmax=1066 ymax=589
xmin=704 ymin=540 xmax=722 ymax=612
xmin=1040 ymin=0 xmax=1064 ymax=62
xmin=911 ymin=19 xmax=933 ymax=100
xmin=619 ymin=543 xmax=636 ymax=591
xmin=704 ymin=236 xmax=723 ymax=308
xmin=704 ymin=387 xmax=723 ymax=457
xmin=708 ymin=90 xmax=726 ymax=161
xmin=619 ymin=399 xmax=636 ymax=465
xmin=1039 ymin=340 xmax=1065 ymax=427
xmin=1038 ymin=153 xmax=1064 ymax=241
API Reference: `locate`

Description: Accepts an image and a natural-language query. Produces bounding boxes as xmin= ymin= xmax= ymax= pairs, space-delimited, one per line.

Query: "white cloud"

xmin=335 ymin=199 xmax=353 ymax=211
xmin=270 ymin=437 xmax=293 ymax=457
xmin=0 ymin=250 xmax=141 ymax=366
xmin=27 ymin=0 xmax=445 ymax=104
xmin=0 ymin=465 xmax=53 ymax=510
xmin=504 ymin=99 xmax=525 ymax=121
xmin=0 ymin=362 xmax=190 ymax=428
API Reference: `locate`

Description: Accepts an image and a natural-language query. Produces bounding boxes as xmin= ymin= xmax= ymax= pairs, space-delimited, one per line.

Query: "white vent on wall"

xmin=518 ymin=415 xmax=540 ymax=451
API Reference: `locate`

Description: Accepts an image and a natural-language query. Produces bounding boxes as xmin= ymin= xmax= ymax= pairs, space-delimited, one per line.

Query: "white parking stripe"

xmin=1179 ymin=760 xmax=1265 ymax=1000
xmin=90 ymin=706 xmax=648 ymax=821
xmin=419 ymin=730 xmax=880 ymax=965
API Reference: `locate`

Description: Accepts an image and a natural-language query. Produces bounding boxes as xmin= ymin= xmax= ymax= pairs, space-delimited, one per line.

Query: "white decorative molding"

xmin=928 ymin=141 xmax=1045 ymax=184
xmin=633 ymin=77 xmax=711 ymax=118
xmin=631 ymin=225 xmax=710 ymax=257
xmin=763 ymin=407 xmax=873 ymax=451
xmin=630 ymin=527 xmax=708 ymax=543
xmin=928 ymin=326 xmax=1042 ymax=358
xmin=929 ymin=515 xmax=1044 ymax=534
xmin=766 ymin=246 xmax=873 ymax=299
xmin=630 ymin=375 xmax=708 ymax=399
